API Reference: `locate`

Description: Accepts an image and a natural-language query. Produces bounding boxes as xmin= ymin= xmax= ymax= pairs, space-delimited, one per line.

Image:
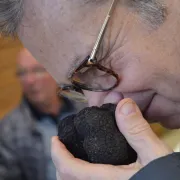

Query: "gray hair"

xmin=0 ymin=0 xmax=24 ymax=36
xmin=0 ymin=0 xmax=167 ymax=36
xmin=127 ymin=0 xmax=167 ymax=29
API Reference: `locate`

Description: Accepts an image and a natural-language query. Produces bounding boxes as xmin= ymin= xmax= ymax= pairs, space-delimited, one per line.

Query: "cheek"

xmin=47 ymin=80 xmax=57 ymax=91
xmin=21 ymin=84 xmax=30 ymax=92
xmin=19 ymin=80 xmax=31 ymax=90
xmin=113 ymin=53 xmax=156 ymax=92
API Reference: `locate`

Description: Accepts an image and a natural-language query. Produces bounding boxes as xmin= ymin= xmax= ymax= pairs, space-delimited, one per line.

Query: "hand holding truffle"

xmin=51 ymin=98 xmax=172 ymax=180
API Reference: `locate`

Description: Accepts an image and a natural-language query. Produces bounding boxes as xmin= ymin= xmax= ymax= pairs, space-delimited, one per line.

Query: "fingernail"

xmin=120 ymin=101 xmax=136 ymax=115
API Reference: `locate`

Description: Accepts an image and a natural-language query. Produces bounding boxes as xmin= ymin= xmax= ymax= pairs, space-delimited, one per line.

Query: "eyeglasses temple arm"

xmin=88 ymin=0 xmax=117 ymax=62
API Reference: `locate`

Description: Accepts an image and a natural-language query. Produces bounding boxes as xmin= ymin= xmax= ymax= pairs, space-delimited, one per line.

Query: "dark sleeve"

xmin=131 ymin=153 xmax=180 ymax=180
xmin=0 ymin=118 xmax=23 ymax=180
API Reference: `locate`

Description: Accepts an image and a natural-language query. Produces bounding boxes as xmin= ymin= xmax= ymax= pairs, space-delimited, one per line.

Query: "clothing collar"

xmin=23 ymin=95 xmax=75 ymax=123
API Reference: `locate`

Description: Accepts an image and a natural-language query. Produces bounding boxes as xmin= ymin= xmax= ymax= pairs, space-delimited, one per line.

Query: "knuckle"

xmin=127 ymin=118 xmax=151 ymax=137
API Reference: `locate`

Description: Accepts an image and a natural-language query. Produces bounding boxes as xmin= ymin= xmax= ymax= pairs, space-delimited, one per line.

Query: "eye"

xmin=16 ymin=69 xmax=26 ymax=77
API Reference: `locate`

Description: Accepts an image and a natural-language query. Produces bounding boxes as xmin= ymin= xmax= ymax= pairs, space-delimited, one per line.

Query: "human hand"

xmin=51 ymin=98 xmax=173 ymax=180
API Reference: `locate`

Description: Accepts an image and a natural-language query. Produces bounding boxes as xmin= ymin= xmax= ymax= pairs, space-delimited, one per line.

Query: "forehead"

xmin=18 ymin=0 xmax=111 ymax=83
xmin=18 ymin=0 xmax=169 ymax=85
xmin=17 ymin=50 xmax=42 ymax=68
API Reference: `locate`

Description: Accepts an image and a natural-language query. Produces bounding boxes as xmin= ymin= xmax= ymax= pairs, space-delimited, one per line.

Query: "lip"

xmin=103 ymin=91 xmax=124 ymax=105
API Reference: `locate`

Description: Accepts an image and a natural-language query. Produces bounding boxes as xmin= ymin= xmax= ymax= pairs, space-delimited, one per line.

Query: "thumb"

xmin=115 ymin=98 xmax=171 ymax=165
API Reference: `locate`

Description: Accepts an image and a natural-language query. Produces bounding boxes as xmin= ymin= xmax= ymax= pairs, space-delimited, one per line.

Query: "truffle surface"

xmin=58 ymin=104 xmax=137 ymax=165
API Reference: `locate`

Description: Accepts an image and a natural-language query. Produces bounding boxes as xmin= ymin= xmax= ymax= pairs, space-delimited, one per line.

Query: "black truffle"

xmin=58 ymin=104 xmax=137 ymax=165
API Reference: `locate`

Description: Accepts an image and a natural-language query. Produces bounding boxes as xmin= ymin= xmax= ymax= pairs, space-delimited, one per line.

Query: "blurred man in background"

xmin=0 ymin=48 xmax=86 ymax=180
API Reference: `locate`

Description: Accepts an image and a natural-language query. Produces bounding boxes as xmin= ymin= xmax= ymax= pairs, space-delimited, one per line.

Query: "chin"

xmin=29 ymin=96 xmax=44 ymax=105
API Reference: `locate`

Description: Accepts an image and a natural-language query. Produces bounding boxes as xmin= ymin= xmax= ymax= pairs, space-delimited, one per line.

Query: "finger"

xmin=56 ymin=171 xmax=62 ymax=180
xmin=115 ymin=98 xmax=172 ymax=165
xmin=51 ymin=136 xmax=74 ymax=167
xmin=51 ymin=136 xmax=93 ymax=179
xmin=51 ymin=136 xmax=138 ymax=180
xmin=51 ymin=136 xmax=87 ymax=168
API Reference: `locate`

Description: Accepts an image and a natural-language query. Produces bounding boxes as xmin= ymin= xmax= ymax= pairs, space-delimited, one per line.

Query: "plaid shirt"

xmin=0 ymin=97 xmax=86 ymax=180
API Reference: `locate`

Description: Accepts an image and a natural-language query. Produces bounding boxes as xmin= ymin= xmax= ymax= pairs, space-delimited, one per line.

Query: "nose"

xmin=83 ymin=90 xmax=124 ymax=107
xmin=23 ymin=73 xmax=37 ymax=85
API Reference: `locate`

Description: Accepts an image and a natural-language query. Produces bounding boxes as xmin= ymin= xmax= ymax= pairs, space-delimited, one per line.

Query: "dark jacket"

xmin=0 ymin=98 xmax=86 ymax=180
xmin=131 ymin=153 xmax=180 ymax=180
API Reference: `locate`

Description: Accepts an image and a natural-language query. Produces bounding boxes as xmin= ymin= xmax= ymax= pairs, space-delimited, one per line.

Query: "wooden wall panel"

xmin=0 ymin=37 xmax=23 ymax=118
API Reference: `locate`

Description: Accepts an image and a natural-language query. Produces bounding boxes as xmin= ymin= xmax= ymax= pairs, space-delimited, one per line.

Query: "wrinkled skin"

xmin=18 ymin=0 xmax=180 ymax=129
xmin=17 ymin=0 xmax=180 ymax=179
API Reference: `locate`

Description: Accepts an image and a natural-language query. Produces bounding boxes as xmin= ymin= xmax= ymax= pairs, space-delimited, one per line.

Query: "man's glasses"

xmin=59 ymin=0 xmax=120 ymax=100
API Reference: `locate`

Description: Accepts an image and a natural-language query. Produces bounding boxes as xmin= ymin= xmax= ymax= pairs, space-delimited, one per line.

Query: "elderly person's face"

xmin=18 ymin=0 xmax=180 ymax=128
xmin=16 ymin=49 xmax=57 ymax=106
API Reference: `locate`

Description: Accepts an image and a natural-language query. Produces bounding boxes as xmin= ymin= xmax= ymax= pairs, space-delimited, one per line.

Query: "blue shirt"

xmin=27 ymin=97 xmax=76 ymax=180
